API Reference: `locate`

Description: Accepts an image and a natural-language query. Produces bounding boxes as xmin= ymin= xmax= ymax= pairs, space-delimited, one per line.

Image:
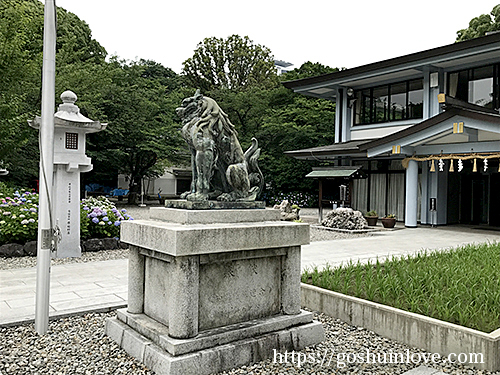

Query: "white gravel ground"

xmin=1 ymin=311 xmax=497 ymax=375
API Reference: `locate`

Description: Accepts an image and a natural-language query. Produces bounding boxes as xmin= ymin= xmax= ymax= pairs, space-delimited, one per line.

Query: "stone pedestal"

xmin=106 ymin=205 xmax=324 ymax=375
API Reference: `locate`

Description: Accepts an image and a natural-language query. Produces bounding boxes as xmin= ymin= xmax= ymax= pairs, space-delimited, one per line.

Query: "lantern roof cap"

xmin=29 ymin=90 xmax=107 ymax=133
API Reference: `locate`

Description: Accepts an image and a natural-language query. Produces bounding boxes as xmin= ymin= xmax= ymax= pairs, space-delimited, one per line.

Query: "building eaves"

xmin=284 ymin=139 xmax=374 ymax=158
xmin=305 ymin=166 xmax=363 ymax=179
xmin=282 ymin=33 xmax=500 ymax=90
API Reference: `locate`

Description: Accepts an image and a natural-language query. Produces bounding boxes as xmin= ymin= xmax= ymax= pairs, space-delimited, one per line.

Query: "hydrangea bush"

xmin=263 ymin=191 xmax=318 ymax=208
xmin=81 ymin=196 xmax=133 ymax=239
xmin=0 ymin=184 xmax=134 ymax=246
xmin=0 ymin=189 xmax=39 ymax=245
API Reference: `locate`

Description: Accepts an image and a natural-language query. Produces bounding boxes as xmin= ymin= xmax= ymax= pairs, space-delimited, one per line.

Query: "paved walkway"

xmin=301 ymin=223 xmax=500 ymax=270
xmin=1 ymin=224 xmax=500 ymax=327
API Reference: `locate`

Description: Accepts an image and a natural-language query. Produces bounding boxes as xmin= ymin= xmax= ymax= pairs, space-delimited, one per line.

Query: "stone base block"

xmin=106 ymin=312 xmax=324 ymax=375
xmin=149 ymin=207 xmax=280 ymax=224
xmin=165 ymin=200 xmax=265 ymax=210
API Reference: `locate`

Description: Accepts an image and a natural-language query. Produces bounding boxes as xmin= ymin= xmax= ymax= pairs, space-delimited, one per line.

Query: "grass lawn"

xmin=302 ymin=242 xmax=500 ymax=333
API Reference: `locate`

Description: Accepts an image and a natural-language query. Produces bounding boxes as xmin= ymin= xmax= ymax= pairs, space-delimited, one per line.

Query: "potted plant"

xmin=364 ymin=210 xmax=378 ymax=226
xmin=381 ymin=214 xmax=396 ymax=228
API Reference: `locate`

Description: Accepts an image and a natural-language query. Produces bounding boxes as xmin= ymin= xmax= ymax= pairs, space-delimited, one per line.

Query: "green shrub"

xmin=0 ymin=186 xmax=134 ymax=246
xmin=0 ymin=189 xmax=39 ymax=245
xmin=81 ymin=196 xmax=133 ymax=239
xmin=263 ymin=191 xmax=318 ymax=208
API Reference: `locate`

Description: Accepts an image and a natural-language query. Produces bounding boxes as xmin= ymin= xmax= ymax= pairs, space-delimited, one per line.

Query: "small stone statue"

xmin=273 ymin=200 xmax=300 ymax=221
xmin=176 ymin=90 xmax=264 ymax=201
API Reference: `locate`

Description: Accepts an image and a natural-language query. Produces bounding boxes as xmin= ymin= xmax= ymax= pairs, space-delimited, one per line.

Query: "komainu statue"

xmin=176 ymin=90 xmax=264 ymax=202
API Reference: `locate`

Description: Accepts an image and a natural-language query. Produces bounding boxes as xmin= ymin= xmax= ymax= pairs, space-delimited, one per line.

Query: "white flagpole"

xmin=35 ymin=0 xmax=57 ymax=335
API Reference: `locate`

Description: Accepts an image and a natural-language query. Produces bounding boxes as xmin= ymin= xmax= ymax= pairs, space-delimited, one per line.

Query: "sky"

xmin=53 ymin=1 xmax=500 ymax=74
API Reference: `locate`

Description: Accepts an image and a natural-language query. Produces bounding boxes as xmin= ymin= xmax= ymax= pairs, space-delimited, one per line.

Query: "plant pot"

xmin=365 ymin=216 xmax=378 ymax=226
xmin=381 ymin=217 xmax=396 ymax=228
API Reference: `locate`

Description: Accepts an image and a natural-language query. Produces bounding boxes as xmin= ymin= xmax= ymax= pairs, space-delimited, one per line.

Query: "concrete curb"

xmin=400 ymin=365 xmax=447 ymax=374
xmin=0 ymin=302 xmax=127 ymax=327
xmin=301 ymin=283 xmax=500 ymax=372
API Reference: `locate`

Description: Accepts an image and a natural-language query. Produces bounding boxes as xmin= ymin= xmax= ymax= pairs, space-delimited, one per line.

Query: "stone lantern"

xmin=30 ymin=90 xmax=107 ymax=257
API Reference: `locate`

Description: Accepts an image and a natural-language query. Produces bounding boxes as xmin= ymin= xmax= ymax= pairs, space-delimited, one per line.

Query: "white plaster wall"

xmin=117 ymin=172 xmax=182 ymax=196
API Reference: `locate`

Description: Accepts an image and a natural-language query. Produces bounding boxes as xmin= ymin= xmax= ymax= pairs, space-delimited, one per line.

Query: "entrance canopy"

xmin=284 ymin=139 xmax=373 ymax=160
xmin=305 ymin=166 xmax=366 ymax=179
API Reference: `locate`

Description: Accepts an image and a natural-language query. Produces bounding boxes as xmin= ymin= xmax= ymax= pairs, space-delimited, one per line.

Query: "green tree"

xmin=0 ymin=0 xmax=187 ymax=193
xmin=193 ymin=61 xmax=338 ymax=196
xmin=85 ymin=58 xmax=187 ymax=203
xmin=0 ymin=0 xmax=43 ymax=174
xmin=0 ymin=0 xmax=108 ymax=185
xmin=280 ymin=61 xmax=338 ymax=80
xmin=456 ymin=4 xmax=500 ymax=41
xmin=55 ymin=7 xmax=107 ymax=65
xmin=182 ymin=35 xmax=278 ymax=91
xmin=258 ymin=86 xmax=336 ymax=193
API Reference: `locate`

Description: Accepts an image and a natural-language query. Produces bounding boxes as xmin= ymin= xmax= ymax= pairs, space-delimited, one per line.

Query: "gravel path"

xmin=0 ymin=312 xmax=152 ymax=375
xmin=1 ymin=311 xmax=497 ymax=375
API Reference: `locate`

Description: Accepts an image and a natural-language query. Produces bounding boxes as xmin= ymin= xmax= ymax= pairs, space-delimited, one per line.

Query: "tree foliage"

xmin=85 ymin=59 xmax=187 ymax=202
xmin=0 ymin=0 xmax=44 ymax=173
xmin=182 ymin=35 xmax=278 ymax=91
xmin=197 ymin=61 xmax=338 ymax=194
xmin=0 ymin=0 xmax=110 ymax=186
xmin=257 ymin=86 xmax=336 ymax=193
xmin=280 ymin=61 xmax=338 ymax=80
xmin=456 ymin=4 xmax=500 ymax=41
xmin=0 ymin=0 xmax=186 ymax=195
xmin=1 ymin=0 xmax=338 ymax=202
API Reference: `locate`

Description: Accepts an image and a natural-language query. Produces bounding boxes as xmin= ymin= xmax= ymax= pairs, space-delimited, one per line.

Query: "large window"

xmin=354 ymin=79 xmax=423 ymax=125
xmin=448 ymin=64 xmax=498 ymax=109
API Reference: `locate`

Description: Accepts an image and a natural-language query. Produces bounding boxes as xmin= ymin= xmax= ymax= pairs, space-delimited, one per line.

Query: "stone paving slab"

xmin=301 ymin=225 xmax=500 ymax=271
xmin=0 ymin=259 xmax=127 ymax=326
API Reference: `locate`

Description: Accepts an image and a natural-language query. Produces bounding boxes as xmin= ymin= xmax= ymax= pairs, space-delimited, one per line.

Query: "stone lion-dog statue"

xmin=176 ymin=90 xmax=264 ymax=202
